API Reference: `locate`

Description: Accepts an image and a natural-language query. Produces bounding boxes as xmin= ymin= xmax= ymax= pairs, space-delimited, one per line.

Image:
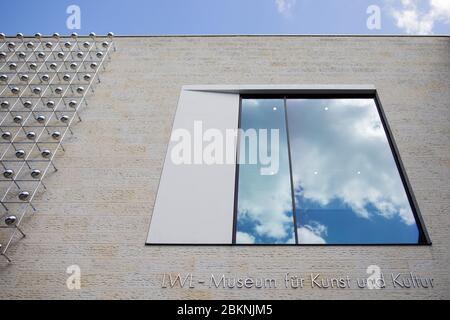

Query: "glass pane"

xmin=235 ymin=99 xmax=296 ymax=244
xmin=286 ymin=98 xmax=420 ymax=244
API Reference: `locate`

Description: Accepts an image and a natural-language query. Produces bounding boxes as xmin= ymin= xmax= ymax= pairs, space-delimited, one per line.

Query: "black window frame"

xmin=232 ymin=90 xmax=431 ymax=246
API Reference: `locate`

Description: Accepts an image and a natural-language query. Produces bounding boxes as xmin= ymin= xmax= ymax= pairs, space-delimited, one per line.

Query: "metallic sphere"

xmin=96 ymin=52 xmax=103 ymax=58
xmin=0 ymin=74 xmax=8 ymax=81
xmin=83 ymin=74 xmax=91 ymax=81
xmin=4 ymin=215 xmax=17 ymax=226
xmin=64 ymin=41 xmax=72 ymax=48
xmin=26 ymin=131 xmax=36 ymax=140
xmin=83 ymin=41 xmax=90 ymax=48
xmin=32 ymin=87 xmax=42 ymax=95
xmin=31 ymin=169 xmax=41 ymax=178
xmin=18 ymin=191 xmax=30 ymax=201
xmin=13 ymin=115 xmax=23 ymax=124
xmin=3 ymin=169 xmax=14 ymax=179
xmin=89 ymin=32 xmax=96 ymax=39
xmin=15 ymin=149 xmax=26 ymax=158
xmin=1 ymin=101 xmax=9 ymax=109
xmin=29 ymin=62 xmax=37 ymax=70
xmin=20 ymin=74 xmax=29 ymax=82
xmin=37 ymin=51 xmax=45 ymax=59
xmin=76 ymin=52 xmax=84 ymax=58
xmin=90 ymin=62 xmax=98 ymax=69
xmin=107 ymin=32 xmax=114 ymax=38
xmin=35 ymin=32 xmax=42 ymax=39
xmin=41 ymin=74 xmax=50 ymax=82
xmin=49 ymin=62 xmax=57 ymax=70
xmin=18 ymin=51 xmax=26 ymax=59
xmin=54 ymin=87 xmax=63 ymax=94
xmin=57 ymin=51 xmax=65 ymax=59
xmin=60 ymin=115 xmax=69 ymax=123
xmin=41 ymin=149 xmax=51 ymax=158
xmin=0 ymin=52 xmax=6 ymax=59
xmin=23 ymin=100 xmax=32 ymax=108
xmin=52 ymin=32 xmax=60 ymax=39
xmin=0 ymin=32 xmax=5 ymax=39
xmin=36 ymin=115 xmax=46 ymax=123
xmin=11 ymin=87 xmax=20 ymax=94
xmin=26 ymin=42 xmax=34 ymax=49
xmin=51 ymin=131 xmax=61 ymax=140
xmin=46 ymin=101 xmax=55 ymax=108
xmin=69 ymin=100 xmax=77 ymax=108
xmin=63 ymin=74 xmax=70 ymax=81
xmin=101 ymin=41 xmax=109 ymax=48
xmin=7 ymin=42 xmax=16 ymax=49
xmin=70 ymin=62 xmax=78 ymax=70
xmin=1 ymin=132 xmax=11 ymax=140
xmin=44 ymin=41 xmax=53 ymax=48
xmin=76 ymin=86 xmax=84 ymax=94
xmin=16 ymin=33 xmax=23 ymax=39
xmin=9 ymin=62 xmax=17 ymax=70
xmin=71 ymin=32 xmax=78 ymax=39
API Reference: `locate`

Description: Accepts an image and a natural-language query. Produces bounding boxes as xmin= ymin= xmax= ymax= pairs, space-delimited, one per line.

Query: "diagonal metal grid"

xmin=0 ymin=32 xmax=115 ymax=262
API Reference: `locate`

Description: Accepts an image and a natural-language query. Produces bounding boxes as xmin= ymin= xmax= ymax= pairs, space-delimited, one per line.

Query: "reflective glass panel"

xmin=286 ymin=98 xmax=421 ymax=244
xmin=235 ymin=99 xmax=296 ymax=244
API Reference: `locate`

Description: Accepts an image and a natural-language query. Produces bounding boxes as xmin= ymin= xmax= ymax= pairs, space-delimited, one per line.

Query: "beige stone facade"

xmin=0 ymin=36 xmax=449 ymax=299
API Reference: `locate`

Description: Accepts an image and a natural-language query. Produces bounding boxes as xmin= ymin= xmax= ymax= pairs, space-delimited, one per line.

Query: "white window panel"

xmin=146 ymin=88 xmax=239 ymax=244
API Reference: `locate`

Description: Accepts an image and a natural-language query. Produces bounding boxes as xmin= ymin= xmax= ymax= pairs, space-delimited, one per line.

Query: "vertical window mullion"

xmin=231 ymin=97 xmax=243 ymax=244
xmin=284 ymin=97 xmax=299 ymax=245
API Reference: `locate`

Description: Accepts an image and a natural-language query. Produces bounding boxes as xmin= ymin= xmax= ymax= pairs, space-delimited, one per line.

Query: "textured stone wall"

xmin=0 ymin=36 xmax=449 ymax=299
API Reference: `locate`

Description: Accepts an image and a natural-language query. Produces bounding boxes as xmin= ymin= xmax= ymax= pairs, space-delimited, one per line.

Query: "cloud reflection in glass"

xmin=236 ymin=98 xmax=422 ymax=244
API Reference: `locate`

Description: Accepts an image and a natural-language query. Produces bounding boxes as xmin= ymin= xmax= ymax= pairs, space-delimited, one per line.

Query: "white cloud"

xmin=236 ymin=231 xmax=256 ymax=244
xmin=238 ymin=168 xmax=294 ymax=240
xmin=289 ymin=98 xmax=416 ymax=226
xmin=275 ymin=0 xmax=297 ymax=16
xmin=390 ymin=0 xmax=450 ymax=34
xmin=237 ymin=110 xmax=294 ymax=242
xmin=298 ymin=221 xmax=327 ymax=244
xmin=431 ymin=0 xmax=450 ymax=23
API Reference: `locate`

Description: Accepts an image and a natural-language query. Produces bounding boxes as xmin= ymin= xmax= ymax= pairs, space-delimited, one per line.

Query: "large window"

xmin=235 ymin=96 xmax=429 ymax=245
xmin=147 ymin=86 xmax=430 ymax=245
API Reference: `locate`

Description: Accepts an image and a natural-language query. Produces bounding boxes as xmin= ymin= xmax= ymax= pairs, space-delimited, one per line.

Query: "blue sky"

xmin=0 ymin=0 xmax=449 ymax=35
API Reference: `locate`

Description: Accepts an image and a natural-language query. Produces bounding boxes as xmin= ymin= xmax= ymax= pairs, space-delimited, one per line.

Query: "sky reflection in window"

xmin=236 ymin=98 xmax=422 ymax=244
xmin=286 ymin=99 xmax=419 ymax=244
xmin=236 ymin=99 xmax=295 ymax=244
